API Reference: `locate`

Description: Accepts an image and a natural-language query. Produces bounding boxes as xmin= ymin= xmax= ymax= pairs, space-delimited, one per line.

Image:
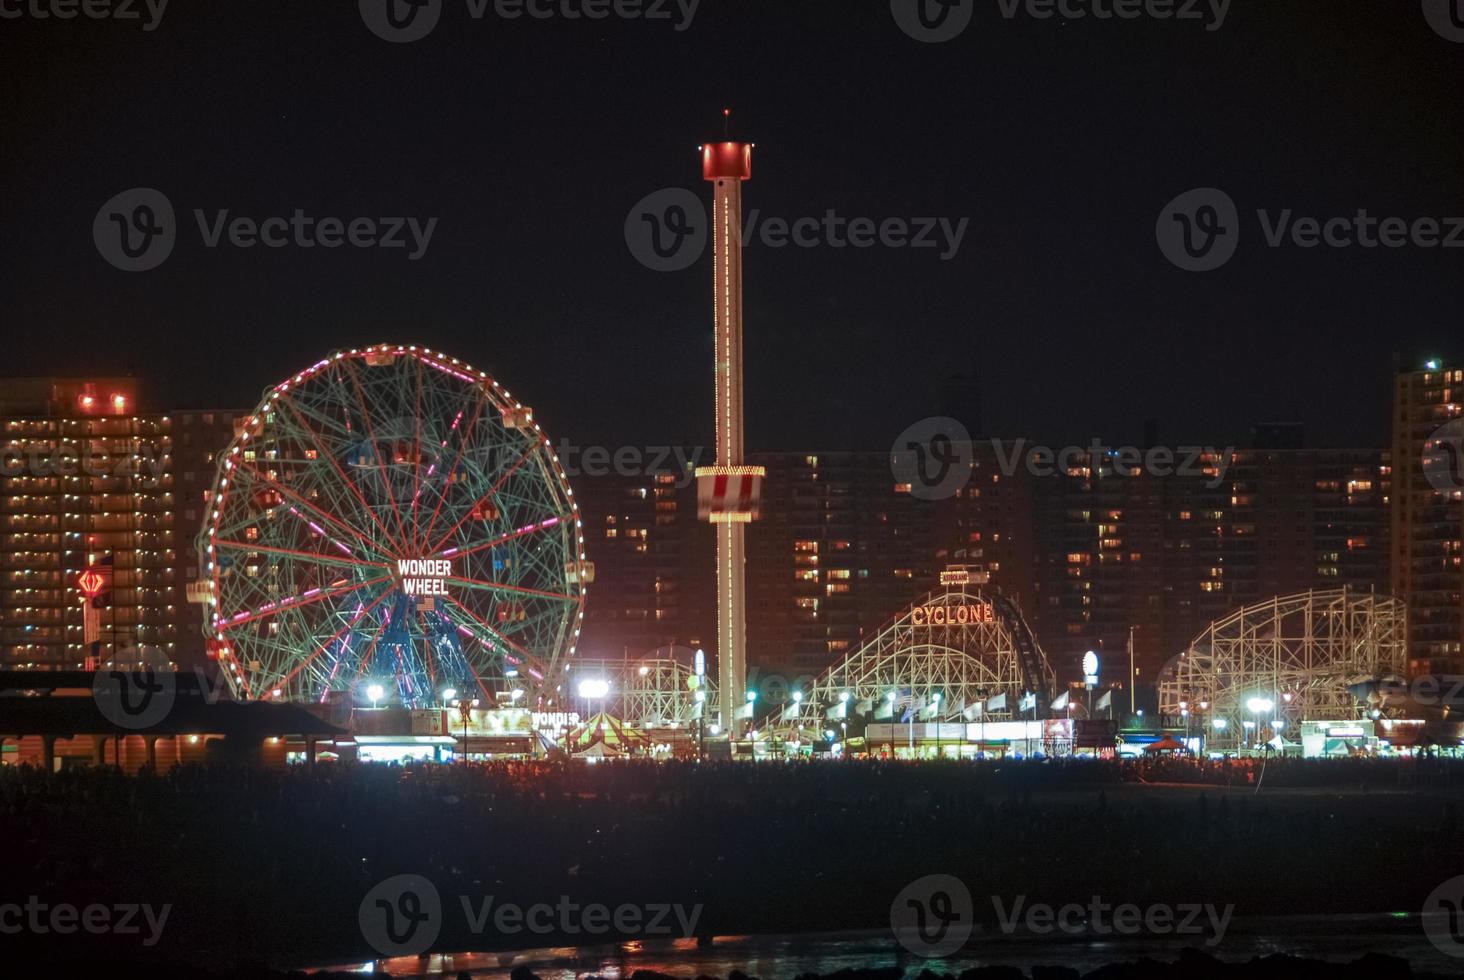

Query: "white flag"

xmin=855 ymin=698 xmax=874 ymax=714
xmin=985 ymin=692 xmax=1008 ymax=713
xmin=963 ymin=702 xmax=983 ymax=721
xmin=1095 ymin=689 xmax=1113 ymax=711
xmin=736 ymin=701 xmax=754 ymax=720
xmin=826 ymin=702 xmax=847 ymax=720
xmin=1051 ymin=690 xmax=1071 ymax=711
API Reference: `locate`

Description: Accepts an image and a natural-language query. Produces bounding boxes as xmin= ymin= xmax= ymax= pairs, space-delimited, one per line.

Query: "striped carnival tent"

xmin=565 ymin=711 xmax=652 ymax=757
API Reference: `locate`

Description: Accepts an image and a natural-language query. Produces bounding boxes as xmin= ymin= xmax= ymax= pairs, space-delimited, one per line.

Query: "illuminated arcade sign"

xmin=910 ymin=602 xmax=994 ymax=627
xmin=396 ymin=558 xmax=451 ymax=597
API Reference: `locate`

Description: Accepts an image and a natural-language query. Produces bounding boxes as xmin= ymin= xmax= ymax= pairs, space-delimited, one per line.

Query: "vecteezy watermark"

xmin=94 ymin=188 xmax=438 ymax=272
xmin=1376 ymin=675 xmax=1464 ymax=710
xmin=0 ymin=898 xmax=170 ymax=946
xmin=625 ymin=187 xmax=969 ymax=271
xmin=1424 ymin=419 xmax=1464 ymax=495
xmin=1422 ymin=0 xmax=1464 ymax=43
xmin=890 ymin=0 xmax=1229 ymax=44
xmin=91 ymin=654 xmax=234 ymax=731
xmin=554 ymin=440 xmax=704 ymax=488
xmin=359 ymin=874 xmax=704 ymax=958
xmin=892 ymin=420 xmax=1233 ymax=500
xmin=1422 ymin=874 xmax=1464 ymax=958
xmin=891 ymin=874 xmax=974 ymax=957
xmin=92 ymin=648 xmax=178 ymax=730
xmin=890 ymin=417 xmax=975 ymax=501
xmin=992 ymin=895 xmax=1233 ymax=947
xmin=359 ymin=0 xmax=700 ymax=43
xmin=0 ymin=0 xmax=168 ymax=30
xmin=1158 ymin=187 xmax=1464 ymax=272
xmin=1 ymin=443 xmax=167 ymax=486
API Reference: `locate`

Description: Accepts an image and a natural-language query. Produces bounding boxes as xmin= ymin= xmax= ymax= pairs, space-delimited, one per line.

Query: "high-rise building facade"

xmin=577 ymin=442 xmax=1394 ymax=693
xmin=1391 ymin=358 xmax=1464 ymax=674
xmin=0 ymin=379 xmax=236 ymax=670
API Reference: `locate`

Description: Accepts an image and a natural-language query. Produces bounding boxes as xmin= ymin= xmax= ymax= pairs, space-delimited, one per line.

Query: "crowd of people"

xmin=2 ymin=756 xmax=1461 ymax=971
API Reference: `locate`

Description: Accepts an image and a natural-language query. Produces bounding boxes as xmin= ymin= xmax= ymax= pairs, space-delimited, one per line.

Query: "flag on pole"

xmin=736 ymin=701 xmax=754 ymax=720
xmin=1096 ymin=689 xmax=1113 ymax=711
xmin=855 ymin=698 xmax=874 ymax=714
xmin=985 ymin=692 xmax=1008 ymax=713
xmin=1051 ymin=690 xmax=1071 ymax=711
xmin=1019 ymin=691 xmax=1037 ymax=713
xmin=826 ymin=702 xmax=847 ymax=720
xmin=780 ymin=701 xmax=801 ymax=722
xmin=875 ymin=699 xmax=894 ymax=720
xmin=963 ymin=701 xmax=983 ymax=722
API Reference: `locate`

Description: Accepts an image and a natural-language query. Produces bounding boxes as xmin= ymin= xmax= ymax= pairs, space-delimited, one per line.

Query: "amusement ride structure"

xmin=199 ymin=345 xmax=589 ymax=709
xmin=1156 ymin=588 xmax=1406 ymax=750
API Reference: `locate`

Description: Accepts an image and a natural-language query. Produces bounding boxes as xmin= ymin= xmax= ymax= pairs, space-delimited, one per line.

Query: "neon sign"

xmin=910 ymin=602 xmax=994 ymax=626
xmin=396 ymin=558 xmax=451 ymax=597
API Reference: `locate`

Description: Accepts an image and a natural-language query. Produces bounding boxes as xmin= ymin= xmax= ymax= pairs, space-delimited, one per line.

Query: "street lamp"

xmin=441 ymin=687 xmax=457 ymax=704
xmin=366 ymin=683 xmax=384 ymax=710
xmin=1245 ymin=696 xmax=1274 ymax=752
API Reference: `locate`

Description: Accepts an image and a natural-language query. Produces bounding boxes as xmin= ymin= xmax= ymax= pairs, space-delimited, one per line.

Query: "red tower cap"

xmin=702 ymin=142 xmax=752 ymax=181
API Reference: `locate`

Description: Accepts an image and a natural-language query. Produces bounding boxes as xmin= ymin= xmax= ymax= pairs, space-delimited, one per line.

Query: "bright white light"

xmin=792 ymin=691 xmax=802 ymax=703
xmin=1246 ymin=697 xmax=1274 ymax=714
xmin=577 ymin=678 xmax=610 ymax=700
xmin=1082 ymin=651 xmax=1099 ymax=677
xmin=709 ymin=723 xmax=721 ymax=735
xmin=441 ymin=687 xmax=457 ymax=702
xmin=510 ymin=688 xmax=524 ymax=701
xmin=1213 ymin=718 xmax=1228 ymax=730
xmin=839 ymin=692 xmax=851 ymax=703
xmin=366 ymin=683 xmax=385 ymax=707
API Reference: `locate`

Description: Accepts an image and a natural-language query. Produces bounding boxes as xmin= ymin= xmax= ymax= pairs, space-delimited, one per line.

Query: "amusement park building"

xmin=0 ymin=378 xmax=238 ymax=671
xmin=576 ymin=440 xmax=1393 ymax=691
xmin=1391 ymin=358 xmax=1464 ymax=674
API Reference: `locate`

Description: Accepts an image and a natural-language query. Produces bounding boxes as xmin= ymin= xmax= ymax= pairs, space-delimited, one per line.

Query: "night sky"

xmin=2 ymin=0 xmax=1459 ymax=452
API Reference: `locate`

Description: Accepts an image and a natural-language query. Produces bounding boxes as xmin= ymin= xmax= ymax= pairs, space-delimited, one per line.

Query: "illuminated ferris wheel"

xmin=199 ymin=344 xmax=588 ymax=709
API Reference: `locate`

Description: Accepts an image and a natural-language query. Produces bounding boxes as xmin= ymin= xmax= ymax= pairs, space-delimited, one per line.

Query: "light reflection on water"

xmin=312 ymin=918 xmax=1454 ymax=979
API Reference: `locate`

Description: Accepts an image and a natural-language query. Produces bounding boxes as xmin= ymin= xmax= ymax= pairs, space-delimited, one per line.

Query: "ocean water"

xmin=311 ymin=914 xmax=1459 ymax=978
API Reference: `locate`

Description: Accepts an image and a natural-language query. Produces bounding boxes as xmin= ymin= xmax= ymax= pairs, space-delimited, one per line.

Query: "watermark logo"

xmin=890 ymin=0 xmax=974 ymax=43
xmin=360 ymin=0 xmax=443 ymax=43
xmin=1159 ymin=187 xmax=1464 ymax=272
xmin=626 ymin=188 xmax=970 ymax=272
xmin=891 ymin=417 xmax=974 ymax=501
xmin=94 ymin=188 xmax=176 ymax=272
xmin=359 ymin=876 xmax=703 ymax=955
xmin=555 ymin=440 xmax=704 ymax=488
xmin=1422 ymin=874 xmax=1464 ymax=957
xmin=92 ymin=649 xmax=177 ymax=730
xmin=361 ymin=0 xmax=699 ymax=43
xmin=0 ymin=0 xmax=169 ymax=30
xmin=360 ymin=874 xmax=443 ymax=957
xmin=992 ymin=895 xmax=1233 ymax=947
xmin=1 ymin=443 xmax=168 ymax=486
xmin=1422 ymin=0 xmax=1464 ymax=43
xmin=93 ymin=189 xmax=438 ymax=271
xmin=1156 ymin=187 xmax=1239 ymax=272
xmin=891 ymin=874 xmax=973 ymax=957
xmin=1423 ymin=419 xmax=1464 ymax=495
xmin=0 ymin=898 xmax=170 ymax=946
xmin=625 ymin=188 xmax=706 ymax=272
xmin=893 ymin=0 xmax=1229 ymax=42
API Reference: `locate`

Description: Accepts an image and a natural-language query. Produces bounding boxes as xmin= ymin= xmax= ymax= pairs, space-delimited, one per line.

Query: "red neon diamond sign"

xmin=78 ymin=568 xmax=106 ymax=599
